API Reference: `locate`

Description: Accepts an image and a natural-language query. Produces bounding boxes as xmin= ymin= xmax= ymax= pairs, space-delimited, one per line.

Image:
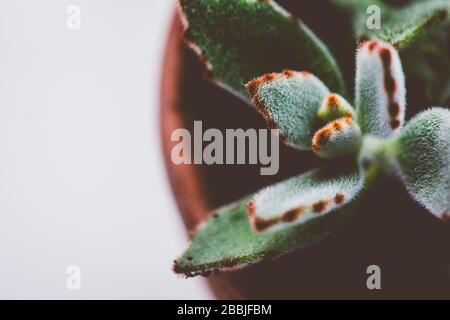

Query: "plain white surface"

xmin=0 ymin=0 xmax=211 ymax=299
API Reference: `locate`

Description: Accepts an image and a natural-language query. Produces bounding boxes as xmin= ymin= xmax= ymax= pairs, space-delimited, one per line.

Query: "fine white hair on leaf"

xmin=355 ymin=40 xmax=406 ymax=137
xmin=393 ymin=107 xmax=450 ymax=219
xmin=317 ymin=93 xmax=355 ymax=123
xmin=247 ymin=167 xmax=364 ymax=232
xmin=246 ymin=70 xmax=330 ymax=150
xmin=312 ymin=117 xmax=362 ymax=159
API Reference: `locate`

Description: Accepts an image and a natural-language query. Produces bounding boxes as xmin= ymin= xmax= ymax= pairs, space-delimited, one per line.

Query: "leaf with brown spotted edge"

xmin=178 ymin=0 xmax=345 ymax=101
xmin=172 ymin=2 xmax=450 ymax=277
xmin=355 ymin=40 xmax=406 ymax=137
xmin=312 ymin=117 xmax=362 ymax=159
xmin=174 ymin=173 xmax=361 ymax=277
xmin=332 ymin=0 xmax=450 ymax=49
xmin=245 ymin=70 xmax=330 ymax=150
xmin=317 ymin=93 xmax=355 ymax=124
xmin=248 ymin=166 xmax=364 ymax=232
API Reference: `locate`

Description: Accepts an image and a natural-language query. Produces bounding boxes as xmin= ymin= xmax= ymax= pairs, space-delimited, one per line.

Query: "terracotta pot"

xmin=160 ymin=6 xmax=450 ymax=299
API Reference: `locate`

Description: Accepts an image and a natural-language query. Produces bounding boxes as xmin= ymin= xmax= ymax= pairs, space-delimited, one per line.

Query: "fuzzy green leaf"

xmin=312 ymin=117 xmax=362 ymax=159
xmin=246 ymin=70 xmax=329 ymax=150
xmin=355 ymin=40 xmax=406 ymax=137
xmin=317 ymin=93 xmax=355 ymax=124
xmin=248 ymin=166 xmax=364 ymax=232
xmin=333 ymin=0 xmax=450 ymax=49
xmin=174 ymin=189 xmax=358 ymax=277
xmin=178 ymin=0 xmax=345 ymax=100
xmin=393 ymin=108 xmax=450 ymax=220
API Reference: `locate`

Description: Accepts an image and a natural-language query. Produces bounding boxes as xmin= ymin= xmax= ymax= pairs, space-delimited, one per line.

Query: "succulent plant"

xmin=173 ymin=0 xmax=450 ymax=277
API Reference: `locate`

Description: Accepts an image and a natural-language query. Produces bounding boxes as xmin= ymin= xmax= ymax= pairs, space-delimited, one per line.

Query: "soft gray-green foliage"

xmin=178 ymin=0 xmax=345 ymax=100
xmin=312 ymin=118 xmax=362 ymax=159
xmin=393 ymin=108 xmax=450 ymax=219
xmin=317 ymin=93 xmax=355 ymax=124
xmin=174 ymin=1 xmax=450 ymax=277
xmin=246 ymin=71 xmax=329 ymax=150
xmin=332 ymin=0 xmax=450 ymax=49
xmin=367 ymin=0 xmax=450 ymax=49
xmin=333 ymin=0 xmax=450 ymax=106
xmin=355 ymin=40 xmax=406 ymax=137
xmin=248 ymin=167 xmax=363 ymax=231
xmin=174 ymin=196 xmax=356 ymax=276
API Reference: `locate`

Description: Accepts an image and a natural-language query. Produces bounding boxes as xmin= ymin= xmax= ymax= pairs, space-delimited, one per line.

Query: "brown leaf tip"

xmin=172 ymin=259 xmax=182 ymax=273
xmin=246 ymin=72 xmax=306 ymax=141
xmin=245 ymin=79 xmax=260 ymax=98
xmin=246 ymin=70 xmax=309 ymax=98
xmin=312 ymin=128 xmax=332 ymax=151
xmin=357 ymin=34 xmax=369 ymax=46
xmin=321 ymin=94 xmax=354 ymax=118
xmin=380 ymin=47 xmax=392 ymax=66
xmin=312 ymin=117 xmax=353 ymax=151
xmin=365 ymin=40 xmax=380 ymax=51
xmin=246 ymin=73 xmax=280 ymax=98
xmin=282 ymin=69 xmax=296 ymax=77
xmin=326 ymin=94 xmax=339 ymax=108
xmin=263 ymin=73 xmax=277 ymax=82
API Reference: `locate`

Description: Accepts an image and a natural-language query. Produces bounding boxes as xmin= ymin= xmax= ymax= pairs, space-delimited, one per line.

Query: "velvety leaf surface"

xmin=248 ymin=166 xmax=364 ymax=232
xmin=355 ymin=40 xmax=406 ymax=137
xmin=246 ymin=70 xmax=329 ymax=150
xmin=333 ymin=0 xmax=450 ymax=49
xmin=393 ymin=108 xmax=450 ymax=220
xmin=178 ymin=0 xmax=345 ymax=100
xmin=317 ymin=93 xmax=355 ymax=124
xmin=174 ymin=193 xmax=357 ymax=277
xmin=312 ymin=117 xmax=362 ymax=159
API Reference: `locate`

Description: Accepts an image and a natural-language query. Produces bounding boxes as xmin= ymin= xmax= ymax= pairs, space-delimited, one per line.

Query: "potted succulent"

xmin=161 ymin=0 xmax=450 ymax=299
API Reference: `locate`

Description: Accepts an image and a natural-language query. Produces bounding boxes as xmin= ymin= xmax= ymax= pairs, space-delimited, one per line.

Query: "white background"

xmin=0 ymin=0 xmax=210 ymax=299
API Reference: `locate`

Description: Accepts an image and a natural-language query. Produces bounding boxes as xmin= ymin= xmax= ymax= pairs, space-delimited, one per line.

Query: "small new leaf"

xmin=312 ymin=117 xmax=362 ymax=159
xmin=317 ymin=93 xmax=355 ymax=124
